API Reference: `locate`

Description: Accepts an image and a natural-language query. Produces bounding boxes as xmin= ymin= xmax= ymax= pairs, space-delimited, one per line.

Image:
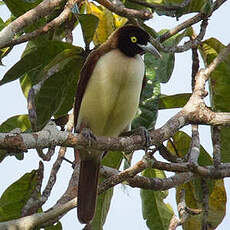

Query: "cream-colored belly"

xmin=77 ymin=49 xmax=145 ymax=137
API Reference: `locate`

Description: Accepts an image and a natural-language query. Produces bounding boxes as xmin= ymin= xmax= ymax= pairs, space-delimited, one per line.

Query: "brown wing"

xmin=73 ymin=45 xmax=112 ymax=131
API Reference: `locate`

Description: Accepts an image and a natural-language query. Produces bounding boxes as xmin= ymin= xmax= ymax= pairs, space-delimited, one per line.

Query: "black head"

xmin=116 ymin=25 xmax=159 ymax=57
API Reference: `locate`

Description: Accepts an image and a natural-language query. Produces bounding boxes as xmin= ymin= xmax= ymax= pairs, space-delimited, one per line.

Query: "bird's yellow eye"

xmin=130 ymin=36 xmax=137 ymax=43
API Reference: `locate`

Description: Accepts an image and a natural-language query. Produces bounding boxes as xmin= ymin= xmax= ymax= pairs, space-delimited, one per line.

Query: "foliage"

xmin=0 ymin=0 xmax=229 ymax=229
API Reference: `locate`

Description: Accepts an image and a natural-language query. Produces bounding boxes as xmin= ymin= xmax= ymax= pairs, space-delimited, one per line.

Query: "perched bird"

xmin=74 ymin=25 xmax=161 ymax=224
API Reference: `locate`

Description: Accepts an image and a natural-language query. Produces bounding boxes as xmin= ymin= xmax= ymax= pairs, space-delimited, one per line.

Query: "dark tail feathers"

xmin=77 ymin=159 xmax=100 ymax=224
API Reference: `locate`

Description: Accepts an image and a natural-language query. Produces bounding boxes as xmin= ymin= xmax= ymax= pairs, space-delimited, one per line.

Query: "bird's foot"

xmin=120 ymin=127 xmax=151 ymax=152
xmin=80 ymin=128 xmax=97 ymax=147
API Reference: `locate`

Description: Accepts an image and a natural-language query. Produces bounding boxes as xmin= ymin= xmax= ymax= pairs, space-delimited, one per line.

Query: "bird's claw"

xmin=81 ymin=128 xmax=96 ymax=147
xmin=120 ymin=126 xmax=151 ymax=153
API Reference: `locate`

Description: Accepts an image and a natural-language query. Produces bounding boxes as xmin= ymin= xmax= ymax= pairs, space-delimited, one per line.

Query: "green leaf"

xmin=147 ymin=0 xmax=212 ymax=18
xmin=1 ymin=41 xmax=76 ymax=87
xmin=141 ymin=169 xmax=174 ymax=230
xmin=90 ymin=186 xmax=113 ymax=230
xmin=158 ymin=28 xmax=191 ymax=83
xmin=77 ymin=14 xmax=99 ymax=47
xmin=158 ymin=93 xmax=191 ymax=109
xmin=0 ymin=170 xmax=39 ymax=221
xmin=33 ymin=48 xmax=84 ymax=130
xmin=132 ymin=77 xmax=160 ymax=129
xmin=0 ymin=17 xmax=4 ymax=31
xmin=0 ymin=114 xmax=30 ymax=133
xmin=90 ymin=151 xmax=123 ymax=230
xmin=0 ymin=114 xmax=30 ymax=162
xmin=176 ymin=179 xmax=226 ymax=230
xmin=3 ymin=0 xmax=43 ymax=17
xmin=167 ymin=131 xmax=212 ymax=165
xmin=200 ymin=38 xmax=230 ymax=162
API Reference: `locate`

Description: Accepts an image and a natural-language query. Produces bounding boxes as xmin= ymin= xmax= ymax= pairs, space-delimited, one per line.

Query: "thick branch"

xmin=129 ymin=0 xmax=191 ymax=11
xmin=0 ymin=198 xmax=77 ymax=230
xmin=0 ymin=0 xmax=80 ymax=49
xmin=0 ymin=0 xmax=67 ymax=48
xmin=96 ymin=0 xmax=152 ymax=20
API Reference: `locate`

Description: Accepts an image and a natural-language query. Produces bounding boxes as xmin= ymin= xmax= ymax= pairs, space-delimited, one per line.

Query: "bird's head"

xmin=114 ymin=25 xmax=161 ymax=58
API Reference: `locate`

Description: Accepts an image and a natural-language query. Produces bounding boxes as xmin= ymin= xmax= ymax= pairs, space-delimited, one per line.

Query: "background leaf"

xmin=200 ymin=38 xmax=230 ymax=162
xmin=34 ymin=48 xmax=84 ymax=130
xmin=177 ymin=179 xmax=226 ymax=230
xmin=167 ymin=131 xmax=212 ymax=165
xmin=0 ymin=114 xmax=30 ymax=162
xmin=0 ymin=169 xmax=39 ymax=221
xmin=90 ymin=151 xmax=123 ymax=229
xmin=77 ymin=14 xmax=99 ymax=48
xmin=3 ymin=0 xmax=43 ymax=17
xmin=141 ymin=168 xmax=174 ymax=230
xmin=159 ymin=93 xmax=191 ymax=109
xmin=1 ymin=41 xmax=76 ymax=87
xmin=168 ymin=131 xmax=226 ymax=230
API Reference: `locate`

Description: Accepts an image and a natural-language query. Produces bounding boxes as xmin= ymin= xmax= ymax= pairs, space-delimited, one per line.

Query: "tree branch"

xmin=212 ymin=126 xmax=222 ymax=167
xmin=0 ymin=197 xmax=77 ymax=230
xmin=95 ymin=0 xmax=152 ymax=20
xmin=0 ymin=0 xmax=67 ymax=48
xmin=158 ymin=0 xmax=227 ymax=43
xmin=129 ymin=0 xmax=191 ymax=11
xmin=0 ymin=0 xmax=80 ymax=49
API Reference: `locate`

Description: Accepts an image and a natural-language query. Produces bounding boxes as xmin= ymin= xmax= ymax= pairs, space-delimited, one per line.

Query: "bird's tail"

xmin=77 ymin=157 xmax=100 ymax=224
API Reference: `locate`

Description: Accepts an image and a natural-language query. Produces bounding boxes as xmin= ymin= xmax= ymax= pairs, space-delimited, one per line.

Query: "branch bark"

xmin=0 ymin=0 xmax=67 ymax=48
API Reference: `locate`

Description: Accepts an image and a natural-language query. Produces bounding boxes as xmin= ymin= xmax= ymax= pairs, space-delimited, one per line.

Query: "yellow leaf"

xmin=86 ymin=2 xmax=115 ymax=45
xmin=113 ymin=14 xmax=127 ymax=28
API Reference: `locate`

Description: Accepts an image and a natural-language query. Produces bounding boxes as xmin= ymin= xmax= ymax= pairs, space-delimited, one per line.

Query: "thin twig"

xmin=212 ymin=126 xmax=222 ymax=167
xmin=0 ymin=0 xmax=79 ymax=49
xmin=191 ymin=47 xmax=200 ymax=91
xmin=21 ymin=161 xmax=44 ymax=217
xmin=96 ymin=0 xmax=152 ymax=20
xmin=187 ymin=125 xmax=200 ymax=168
xmin=158 ymin=0 xmax=227 ymax=43
xmin=36 ymin=146 xmax=56 ymax=161
xmin=129 ymin=0 xmax=191 ymax=11
xmin=201 ymin=179 xmax=209 ymax=230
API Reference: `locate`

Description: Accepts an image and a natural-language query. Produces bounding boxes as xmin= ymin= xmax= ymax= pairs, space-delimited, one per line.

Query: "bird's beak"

xmin=138 ymin=42 xmax=162 ymax=59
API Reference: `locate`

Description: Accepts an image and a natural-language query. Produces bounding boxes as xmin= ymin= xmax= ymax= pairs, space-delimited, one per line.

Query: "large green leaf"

xmin=90 ymin=151 xmax=123 ymax=229
xmin=167 ymin=131 xmax=212 ymax=165
xmin=0 ymin=114 xmax=30 ymax=162
xmin=1 ymin=41 xmax=76 ymax=87
xmin=0 ymin=114 xmax=30 ymax=133
xmin=157 ymin=28 xmax=192 ymax=83
xmin=34 ymin=47 xmax=84 ymax=131
xmin=3 ymin=0 xmax=43 ymax=17
xmin=168 ymin=131 xmax=226 ymax=230
xmin=177 ymin=179 xmax=226 ymax=230
xmin=141 ymin=168 xmax=174 ymax=230
xmin=200 ymin=38 xmax=230 ymax=163
xmin=0 ymin=169 xmax=39 ymax=221
xmin=77 ymin=14 xmax=99 ymax=47
xmin=158 ymin=93 xmax=191 ymax=109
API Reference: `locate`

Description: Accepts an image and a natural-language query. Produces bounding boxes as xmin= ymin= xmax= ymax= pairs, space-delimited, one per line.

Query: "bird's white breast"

xmin=78 ymin=49 xmax=145 ymax=137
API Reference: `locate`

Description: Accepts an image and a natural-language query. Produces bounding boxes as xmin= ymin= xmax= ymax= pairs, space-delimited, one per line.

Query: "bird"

xmin=73 ymin=25 xmax=161 ymax=224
